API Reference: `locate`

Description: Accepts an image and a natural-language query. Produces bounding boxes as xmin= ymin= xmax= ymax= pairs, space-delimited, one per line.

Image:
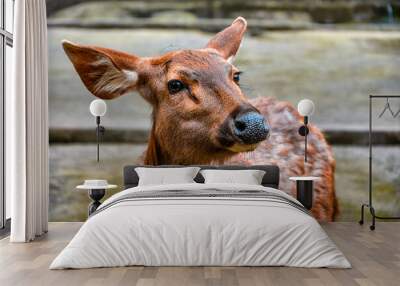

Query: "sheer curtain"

xmin=6 ymin=0 xmax=49 ymax=242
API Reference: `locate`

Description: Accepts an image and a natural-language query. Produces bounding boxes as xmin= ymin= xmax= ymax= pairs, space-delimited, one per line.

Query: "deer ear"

xmin=206 ymin=17 xmax=247 ymax=63
xmin=62 ymin=40 xmax=141 ymax=99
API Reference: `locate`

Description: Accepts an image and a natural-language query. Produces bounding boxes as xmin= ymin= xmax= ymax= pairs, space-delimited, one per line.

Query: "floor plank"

xmin=0 ymin=222 xmax=399 ymax=286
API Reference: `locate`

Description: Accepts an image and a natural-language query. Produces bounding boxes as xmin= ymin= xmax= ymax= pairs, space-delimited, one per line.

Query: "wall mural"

xmin=47 ymin=0 xmax=400 ymax=222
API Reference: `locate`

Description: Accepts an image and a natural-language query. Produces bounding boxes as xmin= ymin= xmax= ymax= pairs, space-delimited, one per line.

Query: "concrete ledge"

xmin=47 ymin=18 xmax=400 ymax=33
xmin=324 ymin=129 xmax=400 ymax=145
xmin=47 ymin=18 xmax=312 ymax=32
xmin=49 ymin=128 xmax=400 ymax=145
xmin=50 ymin=128 xmax=149 ymax=144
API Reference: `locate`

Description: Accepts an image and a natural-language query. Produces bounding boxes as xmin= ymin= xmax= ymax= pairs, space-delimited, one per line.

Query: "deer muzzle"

xmin=217 ymin=109 xmax=270 ymax=153
xmin=233 ymin=112 xmax=269 ymax=144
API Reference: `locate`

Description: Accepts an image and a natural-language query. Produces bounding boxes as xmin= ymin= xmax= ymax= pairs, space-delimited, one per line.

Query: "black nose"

xmin=233 ymin=112 xmax=269 ymax=144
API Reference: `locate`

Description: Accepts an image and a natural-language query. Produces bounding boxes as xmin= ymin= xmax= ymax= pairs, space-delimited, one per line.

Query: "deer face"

xmin=62 ymin=17 xmax=269 ymax=164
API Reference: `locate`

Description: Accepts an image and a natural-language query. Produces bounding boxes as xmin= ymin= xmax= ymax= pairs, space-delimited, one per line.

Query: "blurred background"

xmin=46 ymin=0 xmax=400 ymax=221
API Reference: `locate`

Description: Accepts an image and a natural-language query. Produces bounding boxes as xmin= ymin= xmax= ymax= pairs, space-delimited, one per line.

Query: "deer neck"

xmin=143 ymin=126 xmax=163 ymax=165
xmin=143 ymin=118 xmax=233 ymax=165
xmin=143 ymin=130 xmax=230 ymax=166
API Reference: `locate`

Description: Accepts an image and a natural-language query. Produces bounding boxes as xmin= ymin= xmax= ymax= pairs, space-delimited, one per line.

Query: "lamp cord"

xmin=305 ymin=130 xmax=308 ymax=163
xmin=96 ymin=116 xmax=100 ymax=162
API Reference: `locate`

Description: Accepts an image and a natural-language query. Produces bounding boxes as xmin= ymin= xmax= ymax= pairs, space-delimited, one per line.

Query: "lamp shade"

xmin=89 ymin=99 xmax=107 ymax=117
xmin=297 ymin=99 xmax=315 ymax=117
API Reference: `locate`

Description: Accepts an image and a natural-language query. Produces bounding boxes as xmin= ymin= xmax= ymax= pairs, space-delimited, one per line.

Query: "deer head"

xmin=62 ymin=17 xmax=269 ymax=165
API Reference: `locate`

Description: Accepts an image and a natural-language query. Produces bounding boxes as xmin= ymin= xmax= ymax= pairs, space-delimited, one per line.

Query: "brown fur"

xmin=228 ymin=97 xmax=338 ymax=221
xmin=62 ymin=17 xmax=338 ymax=221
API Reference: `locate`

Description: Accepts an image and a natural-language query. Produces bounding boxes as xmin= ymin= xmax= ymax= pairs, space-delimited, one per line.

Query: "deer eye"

xmin=168 ymin=80 xmax=185 ymax=94
xmin=233 ymin=72 xmax=241 ymax=83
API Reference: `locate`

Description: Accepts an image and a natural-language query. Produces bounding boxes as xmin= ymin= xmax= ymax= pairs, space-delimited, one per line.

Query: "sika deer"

xmin=62 ymin=17 xmax=337 ymax=221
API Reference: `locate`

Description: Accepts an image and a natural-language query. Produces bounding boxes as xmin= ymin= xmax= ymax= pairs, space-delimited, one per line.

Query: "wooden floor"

xmin=0 ymin=222 xmax=399 ymax=286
